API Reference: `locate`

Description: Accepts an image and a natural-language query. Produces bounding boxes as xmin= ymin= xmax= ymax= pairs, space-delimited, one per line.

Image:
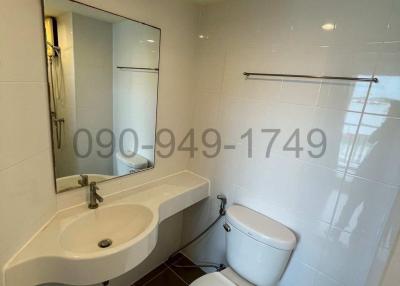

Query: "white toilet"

xmin=115 ymin=152 xmax=149 ymax=175
xmin=191 ymin=205 xmax=297 ymax=286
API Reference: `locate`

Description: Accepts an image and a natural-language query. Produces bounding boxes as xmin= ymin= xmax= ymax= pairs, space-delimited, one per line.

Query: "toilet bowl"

xmin=191 ymin=268 xmax=253 ymax=286
xmin=190 ymin=205 xmax=297 ymax=286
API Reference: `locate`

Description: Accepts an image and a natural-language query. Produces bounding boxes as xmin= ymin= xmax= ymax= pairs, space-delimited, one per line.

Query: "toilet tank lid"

xmin=226 ymin=205 xmax=296 ymax=251
xmin=116 ymin=152 xmax=148 ymax=168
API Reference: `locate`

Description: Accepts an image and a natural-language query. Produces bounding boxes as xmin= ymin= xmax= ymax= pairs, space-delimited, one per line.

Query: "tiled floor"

xmin=132 ymin=253 xmax=205 ymax=286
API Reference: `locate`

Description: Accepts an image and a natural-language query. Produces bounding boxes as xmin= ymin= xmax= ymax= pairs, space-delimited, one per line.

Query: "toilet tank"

xmin=115 ymin=152 xmax=149 ymax=176
xmin=225 ymin=205 xmax=297 ymax=286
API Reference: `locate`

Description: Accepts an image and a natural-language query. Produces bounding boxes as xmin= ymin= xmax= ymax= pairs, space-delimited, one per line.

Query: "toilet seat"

xmin=190 ymin=268 xmax=254 ymax=286
xmin=190 ymin=272 xmax=236 ymax=286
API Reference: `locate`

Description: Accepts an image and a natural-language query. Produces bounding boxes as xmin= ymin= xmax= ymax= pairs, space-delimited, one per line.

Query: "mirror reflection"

xmin=43 ymin=0 xmax=160 ymax=193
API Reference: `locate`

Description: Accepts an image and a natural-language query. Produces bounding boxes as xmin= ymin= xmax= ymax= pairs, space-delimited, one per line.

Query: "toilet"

xmin=191 ymin=205 xmax=297 ymax=286
xmin=115 ymin=152 xmax=149 ymax=175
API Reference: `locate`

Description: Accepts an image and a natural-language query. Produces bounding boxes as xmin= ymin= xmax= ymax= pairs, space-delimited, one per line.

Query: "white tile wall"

xmin=347 ymin=114 xmax=400 ymax=186
xmin=381 ymin=234 xmax=400 ymax=286
xmin=0 ymin=83 xmax=51 ymax=170
xmin=0 ymin=0 xmax=200 ymax=285
xmin=0 ymin=1 xmax=57 ymax=284
xmin=332 ymin=176 xmax=398 ymax=236
xmin=185 ymin=0 xmax=400 ymax=285
xmin=2 ymin=0 xmax=400 ymax=286
xmin=0 ymin=0 xmax=47 ymax=83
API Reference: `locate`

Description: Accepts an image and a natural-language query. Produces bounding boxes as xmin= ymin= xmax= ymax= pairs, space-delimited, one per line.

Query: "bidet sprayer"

xmin=217 ymin=194 xmax=227 ymax=215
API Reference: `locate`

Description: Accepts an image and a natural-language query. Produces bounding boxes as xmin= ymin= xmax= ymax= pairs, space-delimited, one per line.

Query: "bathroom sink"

xmin=5 ymin=172 xmax=210 ymax=286
xmin=60 ymin=204 xmax=153 ymax=254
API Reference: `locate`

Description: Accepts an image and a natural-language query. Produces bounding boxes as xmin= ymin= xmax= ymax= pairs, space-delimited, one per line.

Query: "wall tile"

xmin=291 ymin=163 xmax=343 ymax=224
xmin=381 ymin=234 xmax=400 ymax=286
xmin=0 ymin=149 xmax=56 ymax=281
xmin=280 ymin=79 xmax=321 ymax=106
xmin=386 ymin=0 xmax=400 ymax=43
xmin=278 ymin=259 xmax=316 ymax=286
xmin=236 ymin=155 xmax=303 ymax=212
xmin=305 ymin=108 xmax=361 ymax=172
xmin=188 ymin=92 xmax=221 ymax=179
xmin=0 ymin=83 xmax=51 ymax=171
xmin=332 ymin=175 xmax=398 ymax=236
xmin=313 ymin=272 xmax=343 ymax=286
xmin=332 ymin=0 xmax=392 ymax=46
xmin=1 ymin=1 xmax=201 ymax=285
xmin=347 ymin=114 xmax=400 ymax=186
xmin=365 ymin=51 xmax=400 ymax=117
xmin=195 ymin=40 xmax=226 ymax=94
xmin=288 ymin=220 xmax=330 ymax=269
xmin=0 ymin=0 xmax=47 ymax=82
xmin=262 ymin=103 xmax=315 ymax=159
xmin=367 ymin=246 xmax=391 ymax=286
xmin=183 ymin=1 xmax=399 ymax=285
xmin=319 ymin=227 xmax=379 ymax=286
xmin=323 ymin=49 xmax=379 ymax=78
xmin=318 ymin=80 xmax=370 ymax=112
xmin=379 ymin=193 xmax=400 ymax=250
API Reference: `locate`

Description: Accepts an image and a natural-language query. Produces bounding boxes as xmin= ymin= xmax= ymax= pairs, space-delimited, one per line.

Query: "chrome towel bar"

xmin=117 ymin=66 xmax=159 ymax=72
xmin=243 ymin=72 xmax=378 ymax=83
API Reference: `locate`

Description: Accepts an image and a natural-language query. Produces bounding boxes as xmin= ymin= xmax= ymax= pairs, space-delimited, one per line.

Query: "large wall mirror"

xmin=42 ymin=0 xmax=160 ymax=193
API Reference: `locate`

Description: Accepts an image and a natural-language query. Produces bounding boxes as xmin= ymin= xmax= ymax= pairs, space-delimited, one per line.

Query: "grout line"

xmin=165 ymin=253 xmax=205 ymax=285
xmin=360 ymin=111 xmax=400 ymax=120
xmin=345 ymin=173 xmax=400 ymax=189
xmin=164 ymin=257 xmax=189 ymax=285
xmin=141 ymin=267 xmax=169 ymax=286
xmin=312 ymin=78 xmax=376 ymax=277
xmin=165 ymin=263 xmax=190 ymax=286
xmin=327 ymin=78 xmax=376 ymax=228
xmin=0 ymin=147 xmax=51 ymax=173
xmin=0 ymin=81 xmax=46 ymax=84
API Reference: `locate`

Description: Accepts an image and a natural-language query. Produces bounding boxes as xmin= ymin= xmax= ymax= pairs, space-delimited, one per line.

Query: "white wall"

xmin=3 ymin=0 xmax=399 ymax=286
xmin=0 ymin=0 xmax=199 ymax=285
xmin=382 ymin=234 xmax=400 ymax=286
xmin=0 ymin=1 xmax=57 ymax=285
xmin=185 ymin=1 xmax=400 ymax=286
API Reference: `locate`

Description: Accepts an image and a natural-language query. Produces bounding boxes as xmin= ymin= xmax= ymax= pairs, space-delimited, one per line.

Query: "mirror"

xmin=42 ymin=0 xmax=160 ymax=193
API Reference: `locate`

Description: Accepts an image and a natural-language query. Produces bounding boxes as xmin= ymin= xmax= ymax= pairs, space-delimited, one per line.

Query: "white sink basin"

xmin=60 ymin=204 xmax=153 ymax=254
xmin=5 ymin=172 xmax=210 ymax=286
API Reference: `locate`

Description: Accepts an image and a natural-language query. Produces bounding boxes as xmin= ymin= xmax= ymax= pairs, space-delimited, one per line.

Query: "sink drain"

xmin=98 ymin=239 xmax=113 ymax=248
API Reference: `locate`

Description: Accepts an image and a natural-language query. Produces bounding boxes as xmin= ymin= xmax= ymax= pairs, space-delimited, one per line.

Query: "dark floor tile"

xmin=167 ymin=254 xmax=205 ymax=284
xmin=165 ymin=253 xmax=186 ymax=266
xmin=139 ymin=268 xmax=187 ymax=286
xmin=133 ymin=264 xmax=168 ymax=286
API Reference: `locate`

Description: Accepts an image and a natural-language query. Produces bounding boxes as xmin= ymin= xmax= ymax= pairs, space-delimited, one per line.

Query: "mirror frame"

xmin=41 ymin=0 xmax=161 ymax=193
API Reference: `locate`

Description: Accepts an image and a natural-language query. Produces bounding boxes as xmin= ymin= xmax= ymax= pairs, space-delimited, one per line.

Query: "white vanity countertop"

xmin=4 ymin=171 xmax=209 ymax=286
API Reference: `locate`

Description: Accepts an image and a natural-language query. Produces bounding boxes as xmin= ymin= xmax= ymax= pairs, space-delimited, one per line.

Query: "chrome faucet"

xmin=88 ymin=182 xmax=103 ymax=209
xmin=78 ymin=174 xmax=89 ymax=187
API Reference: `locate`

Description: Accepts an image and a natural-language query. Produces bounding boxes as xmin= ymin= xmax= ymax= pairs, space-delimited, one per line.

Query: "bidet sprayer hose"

xmin=168 ymin=194 xmax=227 ymax=261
